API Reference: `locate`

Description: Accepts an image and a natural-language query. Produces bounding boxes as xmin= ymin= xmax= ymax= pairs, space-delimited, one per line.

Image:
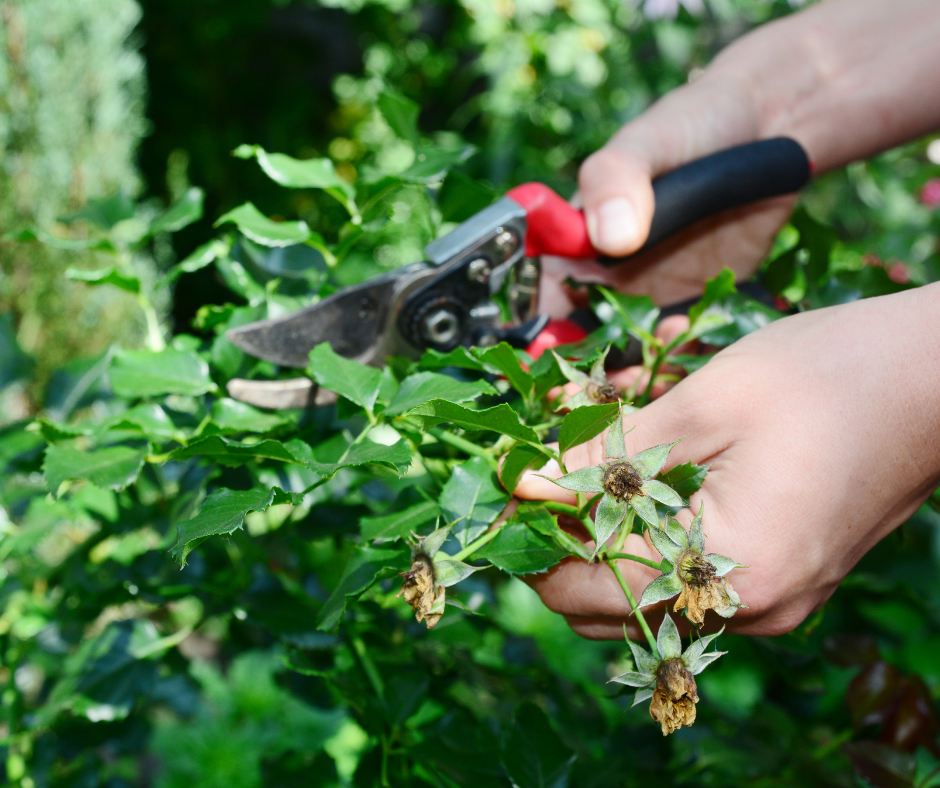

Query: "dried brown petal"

xmin=397 ymin=554 xmax=446 ymax=629
xmin=675 ymin=573 xmax=743 ymax=626
xmin=650 ymin=659 xmax=699 ymax=736
xmin=587 ymin=381 xmax=621 ymax=404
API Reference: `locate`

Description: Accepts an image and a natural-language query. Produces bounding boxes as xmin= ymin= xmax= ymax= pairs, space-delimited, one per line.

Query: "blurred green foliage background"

xmin=2 ymin=0 xmax=940 ymax=786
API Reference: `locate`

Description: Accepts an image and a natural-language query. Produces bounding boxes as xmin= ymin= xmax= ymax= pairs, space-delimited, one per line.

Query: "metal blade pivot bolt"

xmin=494 ymin=227 xmax=517 ymax=260
xmin=424 ymin=308 xmax=460 ymax=346
xmin=467 ymin=258 xmax=491 ymax=284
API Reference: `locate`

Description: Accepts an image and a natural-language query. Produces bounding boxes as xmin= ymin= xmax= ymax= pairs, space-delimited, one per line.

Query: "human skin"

xmin=519 ymin=0 xmax=940 ymax=639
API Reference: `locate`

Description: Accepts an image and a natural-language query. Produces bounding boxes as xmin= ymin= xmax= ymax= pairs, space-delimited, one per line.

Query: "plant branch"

xmin=607 ymin=552 xmax=663 ymax=571
xmin=448 ymin=528 xmax=499 ymax=562
xmin=606 ymin=558 xmax=658 ymax=656
xmin=428 ymin=428 xmax=499 ymax=470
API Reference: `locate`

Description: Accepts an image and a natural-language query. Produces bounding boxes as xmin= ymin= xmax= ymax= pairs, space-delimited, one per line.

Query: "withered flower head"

xmin=551 ymin=348 xmax=623 ymax=410
xmin=637 ymin=506 xmax=746 ymax=626
xmin=609 ymin=613 xmax=725 ymax=736
xmin=542 ymin=411 xmax=685 ymax=554
xmin=396 ymin=524 xmax=480 ymax=630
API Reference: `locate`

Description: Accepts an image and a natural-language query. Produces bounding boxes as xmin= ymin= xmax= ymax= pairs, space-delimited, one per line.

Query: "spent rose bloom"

xmin=637 ymin=506 xmax=746 ymax=626
xmin=551 ymin=348 xmax=623 ymax=411
xmin=397 ymin=524 xmax=479 ymax=629
xmin=543 ymin=412 xmax=684 ymax=551
xmin=609 ymin=613 xmax=725 ymax=736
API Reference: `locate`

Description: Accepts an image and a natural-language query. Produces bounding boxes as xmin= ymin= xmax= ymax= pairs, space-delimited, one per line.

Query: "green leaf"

xmin=60 ymin=191 xmax=136 ymax=229
xmin=377 ymin=89 xmax=419 ymax=145
xmin=475 ymin=522 xmax=567 ymax=576
xmin=403 ymin=400 xmax=545 ymax=450
xmin=473 ymin=343 xmax=534 ymax=401
xmin=692 ymin=294 xmax=781 ymax=347
xmin=558 ymin=402 xmax=619 ymax=456
xmin=66 ymin=266 xmax=140 ymax=294
xmin=105 ymin=403 xmax=178 ymax=440
xmin=438 ymin=170 xmax=497 ymax=223
xmin=109 ymin=349 xmax=214 ymax=398
xmin=688 ymin=267 xmax=736 ymax=326
xmin=317 ymin=546 xmax=408 ymax=631
xmin=168 ymin=436 xmax=301 ymax=468
xmin=515 ymin=505 xmax=591 ymax=560
xmin=400 ymin=145 xmax=474 ymax=183
xmin=499 ymin=444 xmax=547 ymax=493
xmin=361 ymin=500 xmax=441 ymax=542
xmin=309 ymin=343 xmax=383 ymax=412
xmin=418 ymin=346 xmax=489 ymax=373
xmin=43 ymin=443 xmax=148 ymax=497
xmin=500 ymin=704 xmax=577 ymax=788
xmin=0 ymin=312 xmax=34 ymax=388
xmin=340 ymin=438 xmax=413 ymax=476
xmin=433 ymin=559 xmax=479 ymax=588
xmin=157 ymin=239 xmax=228 ymax=287
xmin=209 ymin=398 xmax=292 ymax=433
xmin=441 ymin=457 xmax=509 ymax=547
xmin=149 ymin=187 xmax=204 ymax=235
xmin=656 ymin=462 xmax=708 ymax=497
xmin=233 ymin=144 xmax=353 ymax=197
xmin=384 ymin=371 xmax=494 ymax=416
xmin=171 ymin=487 xmax=278 ymax=566
xmin=215 ymin=202 xmax=311 ymax=247
xmin=598 ymin=288 xmax=660 ymax=343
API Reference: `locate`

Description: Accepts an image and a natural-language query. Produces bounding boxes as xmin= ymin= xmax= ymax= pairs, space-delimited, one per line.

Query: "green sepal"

xmin=642 ymin=479 xmax=683 ymax=507
xmin=548 ymin=465 xmax=604 ymax=493
xmin=637 ymin=571 xmax=682 ymax=610
xmin=629 ymin=492 xmax=659 ymax=528
xmin=656 ymin=612 xmax=682 ymax=660
xmin=606 ymin=409 xmax=626 ymax=459
xmin=608 ymin=670 xmax=655 ymax=688
xmin=630 ymin=437 xmax=683 ymax=479
xmin=648 ymin=524 xmax=683 ymax=565
xmin=593 ymin=494 xmax=628 ymax=551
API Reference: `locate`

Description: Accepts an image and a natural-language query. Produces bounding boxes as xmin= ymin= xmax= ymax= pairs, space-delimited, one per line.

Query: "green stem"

xmin=351 ymin=635 xmax=385 ymax=701
xmin=337 ymin=421 xmax=374 ymax=464
xmin=606 ymin=552 xmax=663 ymax=571
xmin=138 ymin=294 xmax=165 ymax=351
xmin=611 ymin=509 xmax=635 ymax=554
xmin=637 ymin=334 xmax=686 ymax=407
xmin=448 ymin=527 xmax=500 ymax=562
xmin=606 ymin=558 xmax=658 ymax=656
xmin=428 ymin=428 xmax=499 ymax=471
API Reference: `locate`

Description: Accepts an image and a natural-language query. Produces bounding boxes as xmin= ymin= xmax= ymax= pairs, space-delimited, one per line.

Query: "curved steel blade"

xmin=226 ymin=264 xmax=436 ymax=368
xmin=226 ymin=377 xmax=335 ymax=409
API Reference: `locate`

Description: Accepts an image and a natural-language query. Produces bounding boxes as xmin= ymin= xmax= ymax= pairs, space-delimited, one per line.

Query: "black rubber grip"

xmin=598 ymin=137 xmax=810 ymax=266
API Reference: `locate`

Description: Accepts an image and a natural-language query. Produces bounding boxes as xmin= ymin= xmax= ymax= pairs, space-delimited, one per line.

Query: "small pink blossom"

xmin=921 ymin=178 xmax=940 ymax=208
xmin=887 ymin=262 xmax=911 ymax=284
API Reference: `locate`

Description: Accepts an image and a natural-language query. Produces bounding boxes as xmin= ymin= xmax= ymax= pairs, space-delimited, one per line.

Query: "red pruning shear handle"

xmin=508 ymin=137 xmax=810 ymax=261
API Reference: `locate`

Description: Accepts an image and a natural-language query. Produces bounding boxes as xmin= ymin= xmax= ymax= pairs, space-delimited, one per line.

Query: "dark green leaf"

xmin=66 ymin=266 xmax=140 ymax=294
xmin=106 ymin=404 xmax=178 ymax=440
xmin=804 ymin=267 xmax=911 ymax=309
xmin=309 ymin=343 xmax=383 ymax=412
xmin=377 ymin=89 xmax=419 ymax=145
xmin=403 ymin=400 xmax=545 ymax=450
xmin=763 ymin=247 xmax=806 ymax=302
xmin=317 ymin=546 xmax=408 ymax=631
xmin=419 ymin=346 xmax=489 ymax=373
xmin=792 ymin=207 xmax=838 ymax=285
xmin=665 ymin=354 xmax=713 ymax=374
xmin=688 ymin=267 xmax=736 ymax=326
xmin=475 ymin=522 xmax=568 ymax=575
xmin=693 ymin=294 xmax=782 ymax=347
xmin=558 ymin=402 xmax=619 ymax=456
xmin=157 ymin=239 xmax=228 ymax=287
xmin=340 ymin=438 xmax=413 ymax=476
xmin=43 ymin=443 xmax=148 ymax=497
xmin=473 ymin=343 xmax=534 ymax=400
xmin=516 ymin=505 xmax=591 ymax=560
xmin=361 ymin=500 xmax=441 ymax=542
xmin=598 ymin=288 xmax=659 ymax=342
xmin=384 ymin=372 xmax=494 ymax=416
xmin=438 ymin=170 xmax=497 ymax=222
xmin=170 ymin=487 xmax=276 ymax=565
xmin=441 ymin=457 xmax=509 ymax=547
xmin=6 ymin=227 xmax=116 ymax=252
xmin=656 ymin=462 xmax=709 ymax=497
xmin=215 ymin=202 xmax=311 ymax=247
xmin=499 ymin=444 xmax=547 ymax=493
xmin=149 ymin=187 xmax=204 ymax=235
xmin=500 ymin=704 xmax=577 ymax=788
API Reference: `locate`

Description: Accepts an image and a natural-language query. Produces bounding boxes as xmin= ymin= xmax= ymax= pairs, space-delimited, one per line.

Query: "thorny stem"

xmin=607 ymin=552 xmax=663 ymax=571
xmin=606 ymin=558 xmax=658 ymax=656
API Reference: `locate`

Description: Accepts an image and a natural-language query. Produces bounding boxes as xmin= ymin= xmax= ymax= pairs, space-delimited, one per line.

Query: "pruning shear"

xmin=226 ymin=138 xmax=810 ymax=409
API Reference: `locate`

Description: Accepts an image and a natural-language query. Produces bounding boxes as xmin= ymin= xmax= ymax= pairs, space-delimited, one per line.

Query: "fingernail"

xmin=588 ymin=197 xmax=638 ymax=252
